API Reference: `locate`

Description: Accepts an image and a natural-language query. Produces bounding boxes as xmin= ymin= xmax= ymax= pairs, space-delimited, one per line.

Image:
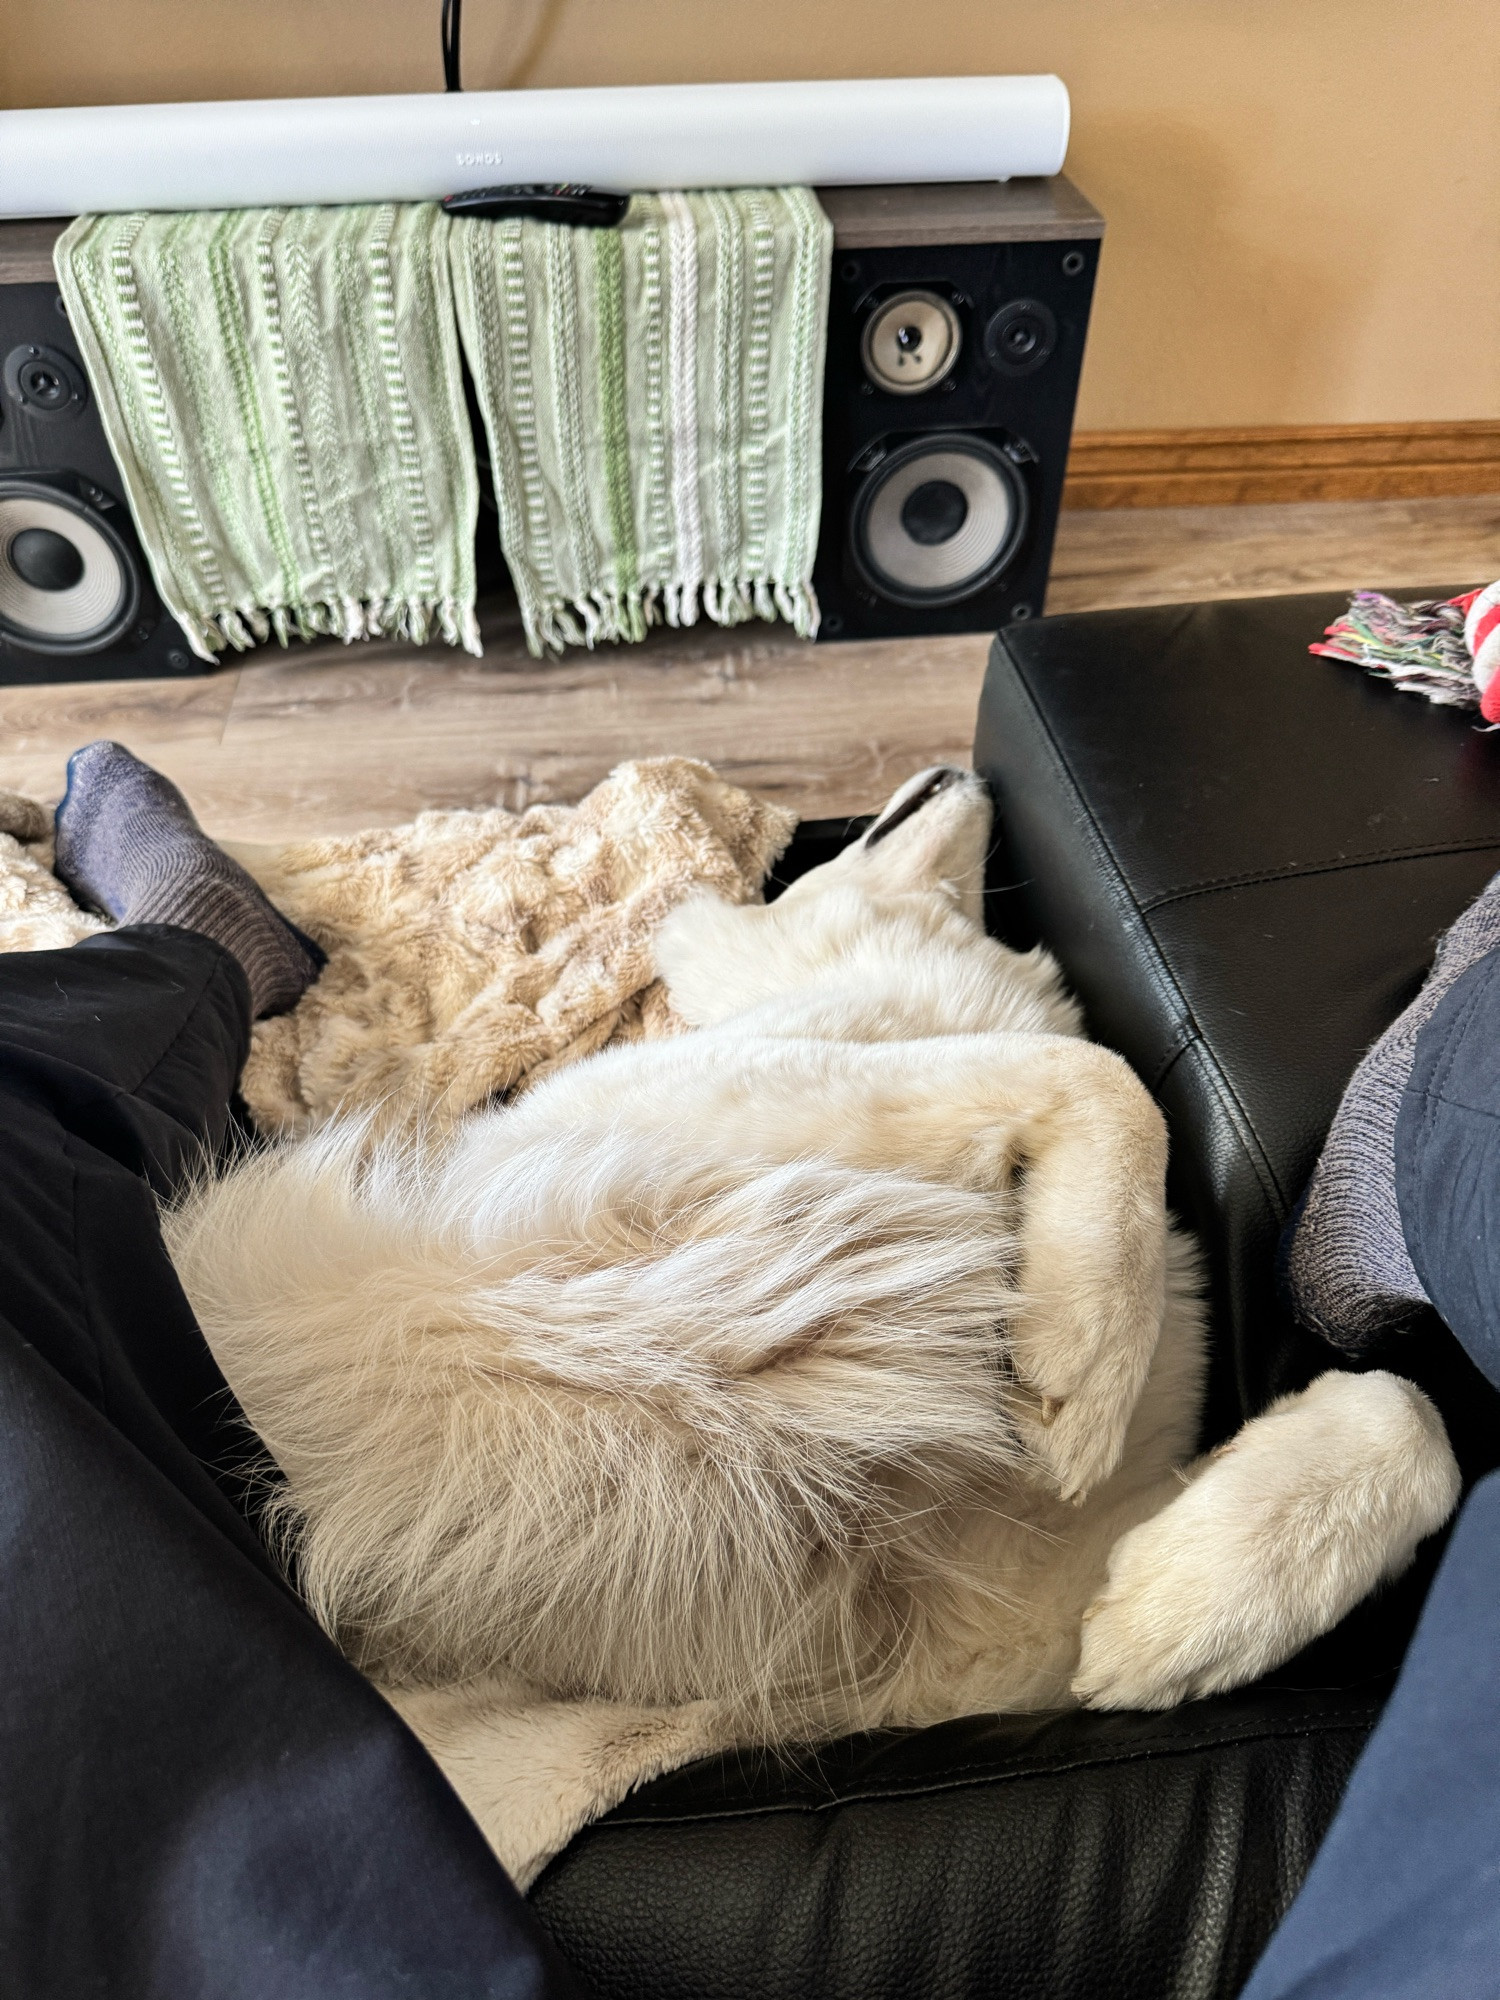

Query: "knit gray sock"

xmin=53 ymin=741 xmax=324 ymax=1019
xmin=1283 ymin=872 xmax=1500 ymax=1350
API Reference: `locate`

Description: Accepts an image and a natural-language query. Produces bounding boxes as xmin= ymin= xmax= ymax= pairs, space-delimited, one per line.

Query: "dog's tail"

xmin=165 ymin=1114 xmax=1023 ymax=1719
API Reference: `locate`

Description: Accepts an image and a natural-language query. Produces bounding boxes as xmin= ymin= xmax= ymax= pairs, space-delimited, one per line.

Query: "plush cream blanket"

xmin=231 ymin=758 xmax=794 ymax=1136
xmin=0 ymin=758 xmax=798 ymax=1884
xmin=0 ymin=758 xmax=794 ymax=1136
xmin=0 ymin=788 xmax=109 ymax=950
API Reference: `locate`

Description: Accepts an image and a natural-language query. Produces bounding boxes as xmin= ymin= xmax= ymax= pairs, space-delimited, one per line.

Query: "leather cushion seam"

xmin=1146 ymin=1024 xmax=1200 ymax=1097
xmin=991 ymin=629 xmax=1199 ymax=1045
xmin=1139 ymin=837 xmax=1500 ymax=915
xmin=991 ymin=636 xmax=1291 ymax=1219
xmin=600 ymin=1708 xmax=1378 ymax=1827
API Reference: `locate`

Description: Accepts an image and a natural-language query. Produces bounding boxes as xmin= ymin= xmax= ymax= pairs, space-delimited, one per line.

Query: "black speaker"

xmin=0 ymin=279 xmax=205 ymax=686
xmin=0 ymin=183 xmax=1100 ymax=682
xmin=813 ymin=179 xmax=1102 ymax=641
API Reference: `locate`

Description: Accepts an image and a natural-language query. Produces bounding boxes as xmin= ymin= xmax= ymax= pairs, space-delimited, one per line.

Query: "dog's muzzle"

xmin=863 ymin=766 xmax=968 ymax=849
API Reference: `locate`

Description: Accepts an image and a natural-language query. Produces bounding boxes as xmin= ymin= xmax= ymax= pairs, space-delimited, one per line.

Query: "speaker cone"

xmin=0 ymin=476 xmax=140 ymax=654
xmin=860 ymin=291 xmax=962 ymax=395
xmin=850 ymin=435 xmax=1028 ymax=606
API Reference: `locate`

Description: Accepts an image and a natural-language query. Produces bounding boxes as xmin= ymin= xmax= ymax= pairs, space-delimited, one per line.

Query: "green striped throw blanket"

xmin=56 ymin=206 xmax=480 ymax=659
xmin=450 ymin=189 xmax=833 ymax=655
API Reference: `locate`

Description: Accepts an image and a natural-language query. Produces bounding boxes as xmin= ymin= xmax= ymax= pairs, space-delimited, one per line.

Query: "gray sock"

xmin=1283 ymin=874 xmax=1500 ymax=1349
xmin=53 ymin=741 xmax=324 ymax=1019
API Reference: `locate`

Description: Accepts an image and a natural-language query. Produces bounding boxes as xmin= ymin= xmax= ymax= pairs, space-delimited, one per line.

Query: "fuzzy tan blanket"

xmin=0 ymin=789 xmax=108 ymax=950
xmin=1 ymin=759 xmax=795 ymax=1135
xmin=0 ymin=759 xmax=798 ymax=1886
xmin=231 ymin=758 xmax=794 ymax=1135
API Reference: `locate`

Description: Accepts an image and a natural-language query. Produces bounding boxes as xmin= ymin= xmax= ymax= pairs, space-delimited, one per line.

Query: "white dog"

xmin=167 ymin=767 xmax=1459 ymax=1757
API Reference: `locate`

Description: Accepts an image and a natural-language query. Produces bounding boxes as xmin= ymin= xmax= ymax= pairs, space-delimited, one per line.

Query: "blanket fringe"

xmin=188 ymin=594 xmax=484 ymax=661
xmin=523 ymin=574 xmax=821 ymax=658
xmin=189 ymin=571 xmax=815 ymax=664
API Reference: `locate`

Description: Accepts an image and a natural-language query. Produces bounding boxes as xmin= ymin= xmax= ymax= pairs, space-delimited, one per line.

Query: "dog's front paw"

xmin=1010 ymin=1381 xmax=1126 ymax=1507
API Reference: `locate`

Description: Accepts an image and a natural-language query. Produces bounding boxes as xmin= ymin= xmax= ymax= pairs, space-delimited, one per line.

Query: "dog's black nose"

xmin=863 ymin=767 xmax=967 ymax=848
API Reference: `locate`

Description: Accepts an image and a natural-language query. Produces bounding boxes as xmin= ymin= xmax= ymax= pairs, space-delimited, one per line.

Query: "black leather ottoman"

xmin=976 ymin=589 xmax=1500 ymax=1474
xmin=532 ymin=590 xmax=1500 ymax=2000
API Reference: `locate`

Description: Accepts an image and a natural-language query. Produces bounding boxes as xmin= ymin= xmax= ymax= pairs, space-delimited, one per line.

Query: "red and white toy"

xmin=1461 ymin=582 xmax=1500 ymax=720
xmin=1313 ymin=581 xmax=1500 ymax=718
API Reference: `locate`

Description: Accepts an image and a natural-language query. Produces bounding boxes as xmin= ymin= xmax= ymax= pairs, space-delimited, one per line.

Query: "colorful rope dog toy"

xmin=1313 ymin=584 xmax=1500 ymax=719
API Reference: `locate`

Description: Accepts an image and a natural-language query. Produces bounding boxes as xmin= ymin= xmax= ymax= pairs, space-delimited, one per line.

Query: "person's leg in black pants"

xmin=1248 ymin=944 xmax=1500 ymax=1999
xmin=0 ymin=924 xmax=583 ymax=1998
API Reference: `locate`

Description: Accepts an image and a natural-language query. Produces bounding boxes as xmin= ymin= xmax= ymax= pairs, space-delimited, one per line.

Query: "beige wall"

xmin=5 ymin=0 xmax=1497 ymax=431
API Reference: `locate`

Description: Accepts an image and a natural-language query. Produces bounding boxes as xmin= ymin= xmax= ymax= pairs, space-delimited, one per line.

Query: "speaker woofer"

xmin=0 ymin=475 xmax=140 ymax=654
xmin=850 ymin=435 xmax=1028 ymax=606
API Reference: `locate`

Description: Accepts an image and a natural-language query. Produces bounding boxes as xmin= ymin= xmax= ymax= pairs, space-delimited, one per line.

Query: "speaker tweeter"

xmin=983 ymin=299 xmax=1057 ymax=377
xmin=3 ymin=342 xmax=89 ymax=420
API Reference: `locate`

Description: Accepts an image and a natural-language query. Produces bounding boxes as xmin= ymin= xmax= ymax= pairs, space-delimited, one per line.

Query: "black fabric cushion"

xmin=1399 ymin=946 xmax=1500 ymax=1387
xmin=535 ymin=594 xmax=1500 ymax=1999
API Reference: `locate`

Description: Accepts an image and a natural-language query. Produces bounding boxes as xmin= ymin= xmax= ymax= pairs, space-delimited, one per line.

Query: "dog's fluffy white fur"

xmin=166 ymin=768 xmax=1461 ymax=1757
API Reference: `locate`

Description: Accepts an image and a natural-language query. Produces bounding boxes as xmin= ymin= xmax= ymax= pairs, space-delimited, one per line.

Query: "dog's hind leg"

xmin=928 ymin=1035 xmax=1174 ymax=1507
xmin=722 ymin=1031 xmax=1174 ymax=1506
xmin=1071 ymin=1369 xmax=1460 ymax=1709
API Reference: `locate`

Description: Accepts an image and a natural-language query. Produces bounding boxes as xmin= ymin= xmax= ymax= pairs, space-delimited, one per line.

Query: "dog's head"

xmin=655 ymin=766 xmax=1009 ymax=1030
xmin=780 ymin=766 xmax=992 ymax=928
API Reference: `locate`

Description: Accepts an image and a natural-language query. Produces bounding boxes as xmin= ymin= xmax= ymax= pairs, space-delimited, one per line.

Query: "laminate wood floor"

xmin=2 ymin=492 xmax=1497 ymax=841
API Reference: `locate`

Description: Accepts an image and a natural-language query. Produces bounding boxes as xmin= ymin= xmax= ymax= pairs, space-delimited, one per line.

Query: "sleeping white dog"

xmin=166 ymin=766 xmax=1459 ymax=1869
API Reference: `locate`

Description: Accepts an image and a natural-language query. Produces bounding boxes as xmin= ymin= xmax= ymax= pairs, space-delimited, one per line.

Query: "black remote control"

xmin=442 ymin=184 xmax=631 ymax=227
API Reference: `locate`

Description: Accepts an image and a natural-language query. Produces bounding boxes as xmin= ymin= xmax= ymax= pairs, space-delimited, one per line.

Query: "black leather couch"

xmin=532 ymin=589 xmax=1500 ymax=1999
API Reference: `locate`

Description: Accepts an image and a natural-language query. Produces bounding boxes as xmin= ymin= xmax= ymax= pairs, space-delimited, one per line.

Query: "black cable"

xmin=441 ymin=0 xmax=463 ymax=92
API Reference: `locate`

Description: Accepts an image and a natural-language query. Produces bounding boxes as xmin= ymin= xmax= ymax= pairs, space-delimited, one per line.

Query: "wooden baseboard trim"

xmin=1061 ymin=423 xmax=1500 ymax=510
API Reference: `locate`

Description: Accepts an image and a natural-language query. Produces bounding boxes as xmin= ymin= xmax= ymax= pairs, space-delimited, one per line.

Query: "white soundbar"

xmin=0 ymin=76 xmax=1069 ymax=219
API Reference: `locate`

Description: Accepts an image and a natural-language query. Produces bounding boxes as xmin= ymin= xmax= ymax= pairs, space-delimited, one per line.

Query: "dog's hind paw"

xmin=1071 ymin=1370 xmax=1460 ymax=1711
xmin=1070 ymin=1560 xmax=1228 ymax=1711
